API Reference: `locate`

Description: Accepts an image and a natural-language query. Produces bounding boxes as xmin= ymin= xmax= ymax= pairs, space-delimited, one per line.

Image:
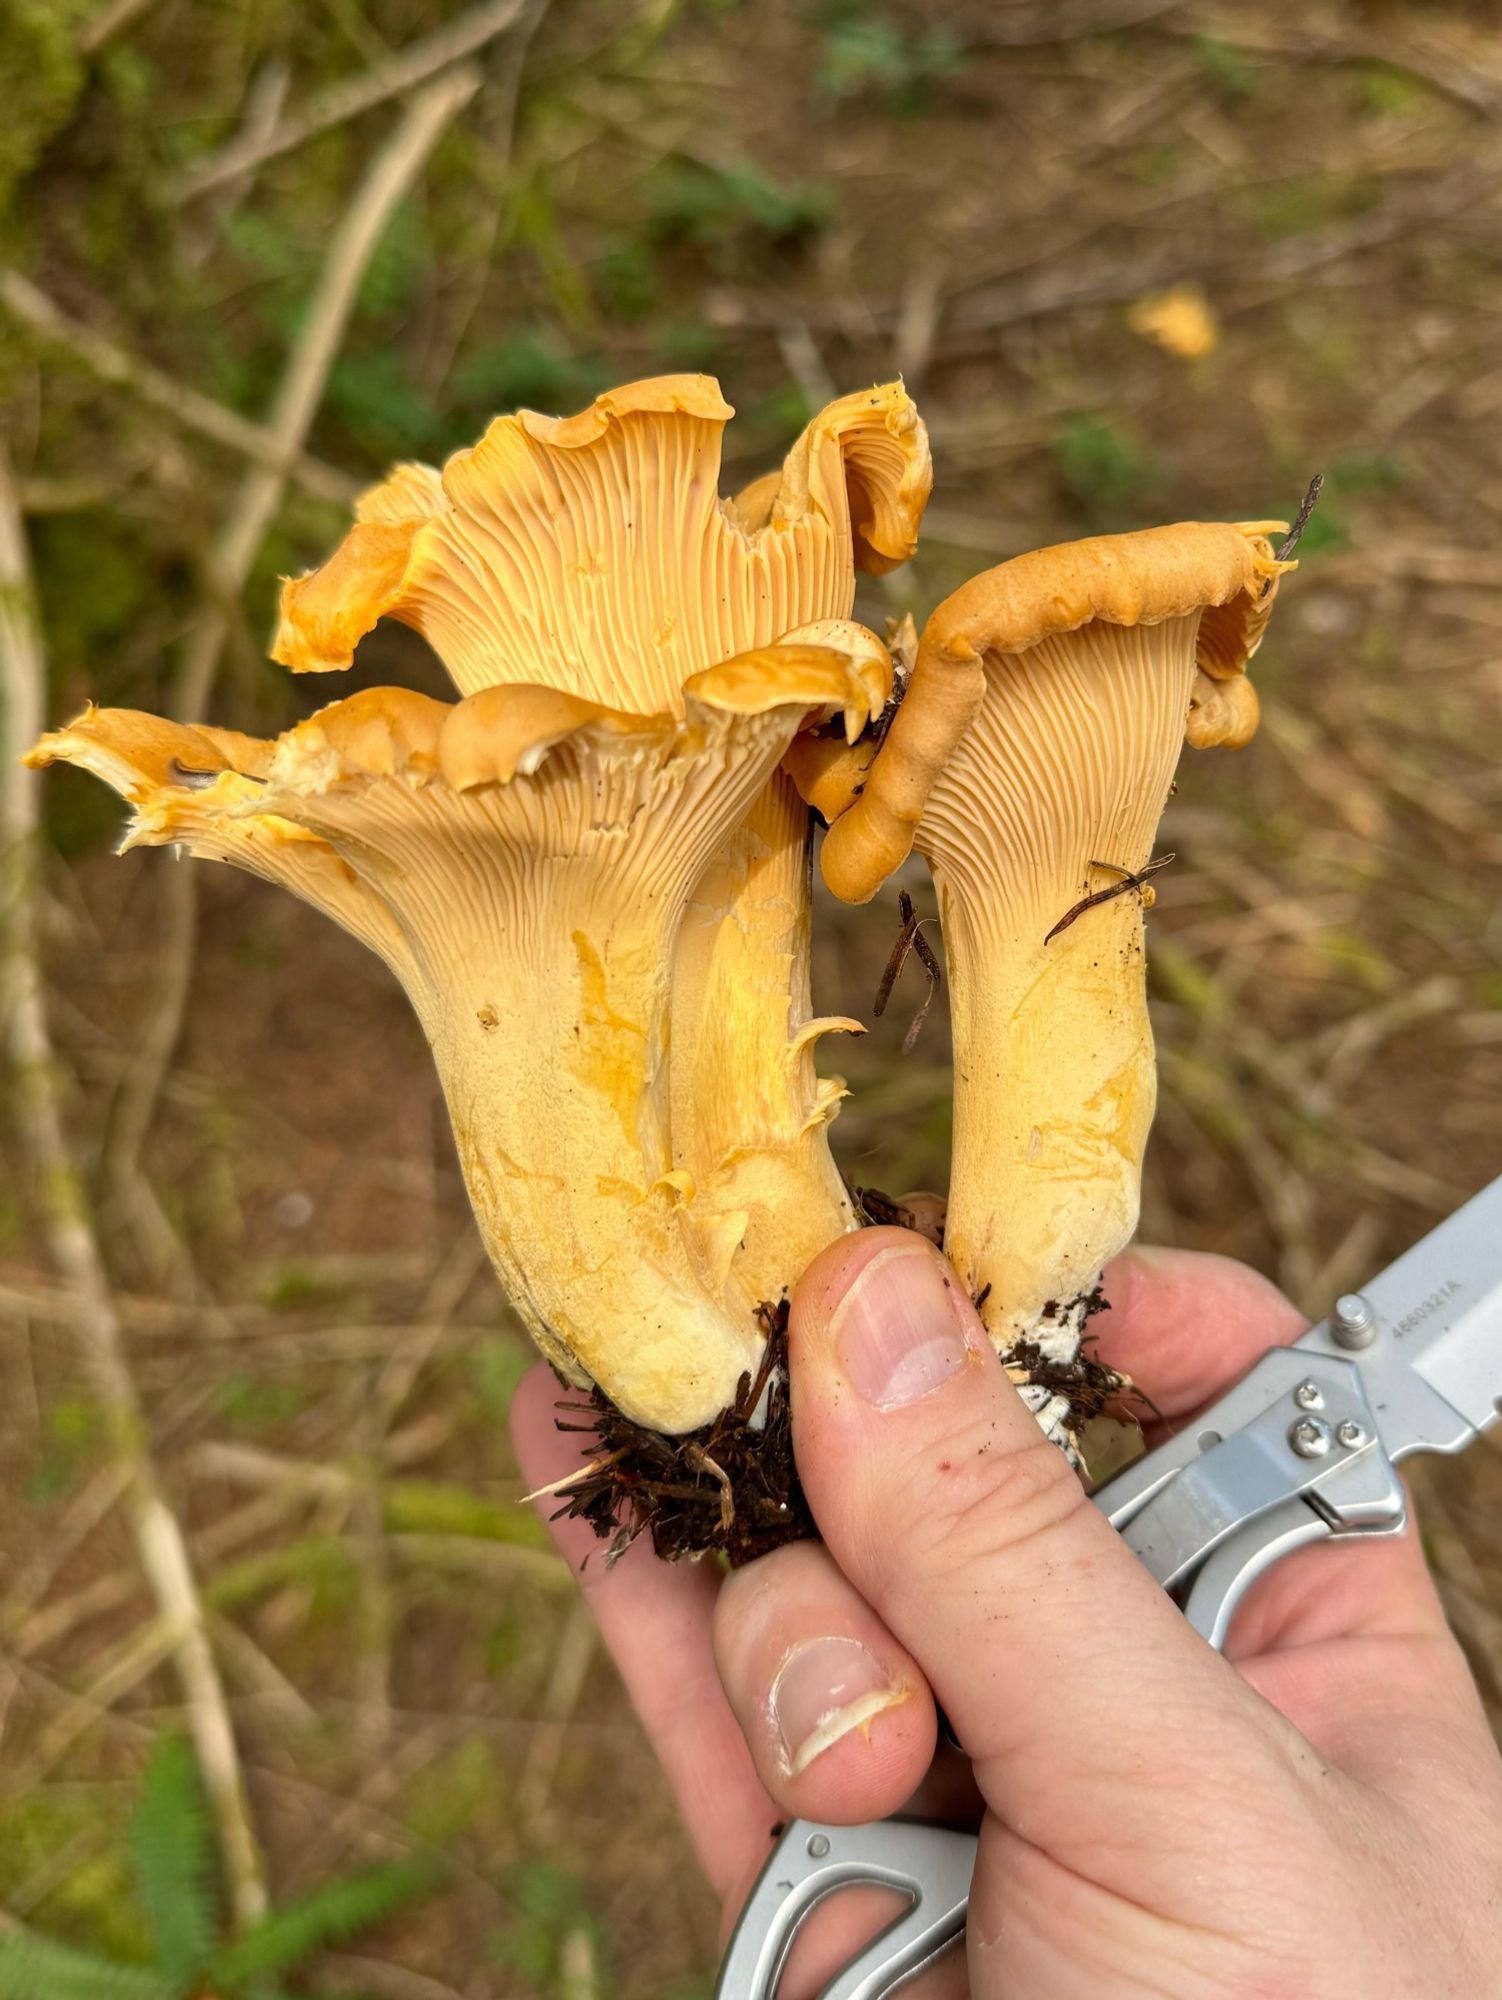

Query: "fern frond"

xmin=129 ymin=1735 xmax=218 ymax=1990
xmin=0 ymin=1931 xmax=176 ymax=2000
xmin=208 ymin=1862 xmax=439 ymax=1986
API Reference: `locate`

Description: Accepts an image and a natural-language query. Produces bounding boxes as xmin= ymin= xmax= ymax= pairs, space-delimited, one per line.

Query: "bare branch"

xmin=77 ymin=0 xmax=160 ymax=56
xmin=0 ymin=269 xmax=358 ymax=504
xmin=973 ymin=0 xmax=1187 ymax=48
xmin=1154 ymin=20 xmax=1502 ymax=122
xmin=171 ymin=0 xmax=526 ymax=202
xmin=104 ymin=67 xmax=480 ymax=1240
xmin=0 ymin=446 xmax=270 ymax=1928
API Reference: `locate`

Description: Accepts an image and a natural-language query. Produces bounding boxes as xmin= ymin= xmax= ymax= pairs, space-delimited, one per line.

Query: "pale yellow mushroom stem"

xmin=30 ymin=644 xmax=877 ymax=1437
xmin=887 ymin=523 xmax=1291 ymax=1448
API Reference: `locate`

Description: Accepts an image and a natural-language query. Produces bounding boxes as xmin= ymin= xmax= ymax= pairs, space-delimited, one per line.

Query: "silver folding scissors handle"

xmin=716 ymin=1818 xmax=972 ymax=1999
xmin=715 ymin=1172 xmax=1502 ymax=1998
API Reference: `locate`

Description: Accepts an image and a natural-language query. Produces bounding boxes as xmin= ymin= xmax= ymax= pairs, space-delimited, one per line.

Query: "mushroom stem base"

xmin=1000 ymin=1281 xmax=1125 ymax=1455
xmin=545 ymin=1302 xmax=814 ymax=1565
xmin=547 ymin=1277 xmax=1137 ymax=1561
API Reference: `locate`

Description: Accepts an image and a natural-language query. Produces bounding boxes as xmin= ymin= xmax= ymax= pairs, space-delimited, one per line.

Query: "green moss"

xmin=489 ymin=1863 xmax=609 ymax=1994
xmin=207 ymin=1535 xmax=357 ymax=1616
xmin=452 ymin=330 xmax=609 ymax=419
xmin=1052 ymin=413 xmax=1158 ymax=514
xmin=813 ymin=11 xmax=966 ymax=115
xmin=215 ymin=1372 xmax=309 ymax=1435
xmin=645 ymin=157 xmax=832 ymax=253
xmin=0 ymin=1793 xmax=149 ymax=1962
xmin=400 ymin=1738 xmax=500 ymax=1845
xmin=1236 ymin=171 xmax=1380 ymax=242
xmin=1355 ymin=61 xmax=1432 ymax=118
xmin=1191 ymin=35 xmax=1258 ymax=100
xmin=0 ymin=0 xmax=91 ymax=225
xmin=30 ymin=512 xmax=159 ymax=700
xmin=382 ymin=1478 xmax=550 ymax=1549
xmin=1317 ymin=926 xmax=1397 ymax=994
xmin=467 ymin=1333 xmax=533 ymax=1421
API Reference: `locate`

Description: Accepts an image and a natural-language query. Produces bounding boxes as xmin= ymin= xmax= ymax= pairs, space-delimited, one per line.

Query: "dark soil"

xmin=550 ymin=1302 xmax=815 ymax=1567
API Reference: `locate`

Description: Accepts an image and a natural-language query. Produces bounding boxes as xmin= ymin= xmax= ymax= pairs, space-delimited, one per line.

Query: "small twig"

xmin=0 ymin=1650 xmax=160 ymax=1772
xmin=180 ymin=57 xmax=293 ymax=264
xmin=0 ymin=449 xmax=269 ymax=1925
xmin=1276 ymin=474 xmax=1325 ymax=565
xmin=351 ymin=1413 xmax=396 ymax=1757
xmin=940 ymin=161 xmax=1502 ymax=343
xmin=1045 ymin=853 xmax=1175 ymax=945
xmin=207 ymin=1617 xmax=320 ymax=1731
xmin=371 ymin=1227 xmax=490 ymax=1428
xmin=77 ymin=0 xmax=160 ymax=55
xmin=521 ymin=1449 xmax=628 ymax=1505
xmin=0 ymin=270 xmax=356 ymax=505
xmin=685 ymin=1445 xmax=736 ymax=1535
xmin=516 ymin=1596 xmax=597 ymax=1829
xmin=909 ymin=921 xmax=942 ymax=989
xmin=319 ymin=1956 xmax=469 ymax=2000
xmin=558 ymin=1926 xmax=605 ymax=2000
xmin=873 ymin=890 xmax=943 ymax=1052
xmin=1154 ymin=20 xmax=1502 ymax=122
xmin=12 ymin=1485 xmax=306 ymax=1663
xmin=414 ymin=0 xmax=552 ymax=392
xmin=775 ymin=318 xmax=838 ymax=412
xmin=0 ymin=1460 xmax=131 ymax=1639
xmin=171 ymin=0 xmax=526 ymax=202
xmin=103 ymin=68 xmax=480 ymax=1249
xmin=973 ymin=0 xmax=1188 ymax=45
xmin=893 ymin=256 xmax=945 ymax=391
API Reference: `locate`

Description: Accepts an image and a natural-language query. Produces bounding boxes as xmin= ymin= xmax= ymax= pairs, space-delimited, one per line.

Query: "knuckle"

xmin=874 ymin=1413 xmax=1091 ymax=1592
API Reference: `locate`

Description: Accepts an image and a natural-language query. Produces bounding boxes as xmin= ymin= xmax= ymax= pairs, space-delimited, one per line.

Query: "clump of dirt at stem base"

xmin=548 ymin=1301 xmax=815 ymax=1566
xmin=549 ymin=1220 xmax=1140 ymax=1564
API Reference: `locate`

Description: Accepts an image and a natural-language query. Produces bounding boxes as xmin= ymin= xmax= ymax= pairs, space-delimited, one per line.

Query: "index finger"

xmin=1095 ymin=1243 xmax=1307 ymax=1425
xmin=508 ymin=1364 xmax=775 ymax=1907
xmin=1095 ymin=1247 xmax=1455 ymax=1663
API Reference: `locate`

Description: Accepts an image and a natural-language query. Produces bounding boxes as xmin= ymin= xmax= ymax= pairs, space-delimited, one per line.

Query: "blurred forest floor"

xmin=3 ymin=0 xmax=1502 ymax=1994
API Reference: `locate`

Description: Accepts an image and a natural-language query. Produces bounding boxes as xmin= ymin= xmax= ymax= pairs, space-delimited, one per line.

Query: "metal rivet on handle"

xmin=1336 ymin=1419 xmax=1367 ymax=1449
xmin=1331 ymin=1292 xmax=1377 ymax=1350
xmin=1294 ymin=1380 xmax=1324 ymax=1411
xmin=1289 ymin=1416 xmax=1332 ymax=1458
xmin=806 ymin=1834 xmax=830 ymax=1859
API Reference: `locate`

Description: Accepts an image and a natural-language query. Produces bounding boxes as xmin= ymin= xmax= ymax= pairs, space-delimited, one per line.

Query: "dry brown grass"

xmin=4 ymin=1 xmax=1502 ymax=1992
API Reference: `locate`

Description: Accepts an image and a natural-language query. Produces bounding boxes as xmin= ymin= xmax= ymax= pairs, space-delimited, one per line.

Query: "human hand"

xmin=511 ymin=1229 xmax=1502 ymax=1997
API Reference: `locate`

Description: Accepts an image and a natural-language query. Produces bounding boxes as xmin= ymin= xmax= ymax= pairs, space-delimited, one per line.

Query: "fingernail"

xmin=833 ymin=1242 xmax=973 ymax=1408
xmin=770 ymin=1636 xmax=906 ymax=1777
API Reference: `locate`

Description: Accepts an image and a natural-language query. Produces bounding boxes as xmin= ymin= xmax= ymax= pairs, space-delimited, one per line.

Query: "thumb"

xmin=789 ymin=1228 xmax=1304 ymax=1875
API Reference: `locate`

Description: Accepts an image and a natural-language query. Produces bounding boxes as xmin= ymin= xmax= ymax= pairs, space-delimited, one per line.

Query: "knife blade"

xmin=1297 ymin=1173 xmax=1502 ymax=1456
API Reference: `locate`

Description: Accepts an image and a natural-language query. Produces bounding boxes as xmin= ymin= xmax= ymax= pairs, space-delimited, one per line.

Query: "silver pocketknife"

xmin=716 ymin=1172 xmax=1502 ymax=1999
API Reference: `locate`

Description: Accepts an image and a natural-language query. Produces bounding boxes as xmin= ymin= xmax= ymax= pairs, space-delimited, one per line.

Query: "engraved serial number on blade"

xmin=1393 ymin=1280 xmax=1464 ymax=1338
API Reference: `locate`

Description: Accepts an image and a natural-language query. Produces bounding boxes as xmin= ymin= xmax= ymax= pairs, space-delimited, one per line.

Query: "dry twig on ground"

xmin=0 ymin=447 xmax=270 ymax=1929
xmin=0 ymin=270 xmax=357 ymax=505
xmin=171 ymin=0 xmax=526 ymax=202
xmin=77 ymin=0 xmax=161 ymax=56
xmin=103 ymin=66 xmax=482 ymax=1268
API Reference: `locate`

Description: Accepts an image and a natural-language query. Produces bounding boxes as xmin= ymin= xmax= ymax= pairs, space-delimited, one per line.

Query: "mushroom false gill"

xmin=28 ymin=644 xmax=879 ymax=1437
xmin=272 ymin=372 xmax=931 ymax=718
xmin=271 ymin=375 xmax=931 ymax=1337
xmin=822 ymin=522 xmax=1290 ymax=1448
